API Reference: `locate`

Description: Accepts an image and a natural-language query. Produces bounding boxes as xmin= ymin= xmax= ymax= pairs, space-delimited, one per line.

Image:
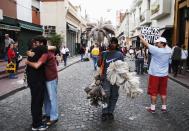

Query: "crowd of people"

xmin=1 ymin=32 xmax=188 ymax=129
xmin=4 ymin=34 xmax=22 ymax=79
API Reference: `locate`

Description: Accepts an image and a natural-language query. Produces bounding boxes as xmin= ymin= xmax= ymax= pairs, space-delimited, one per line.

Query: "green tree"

xmin=48 ymin=34 xmax=63 ymax=49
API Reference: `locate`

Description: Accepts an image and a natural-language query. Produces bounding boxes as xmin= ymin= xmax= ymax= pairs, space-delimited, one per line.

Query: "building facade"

xmin=0 ymin=0 xmax=43 ymax=57
xmin=118 ymin=0 xmax=175 ymax=48
xmin=41 ymin=0 xmax=87 ymax=56
xmin=173 ymin=0 xmax=189 ymax=66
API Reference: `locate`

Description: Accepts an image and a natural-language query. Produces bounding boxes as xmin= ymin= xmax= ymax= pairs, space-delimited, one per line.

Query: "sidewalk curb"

xmin=0 ymin=66 xmax=26 ymax=80
xmin=0 ymin=59 xmax=80 ymax=101
xmin=168 ymin=76 xmax=189 ymax=89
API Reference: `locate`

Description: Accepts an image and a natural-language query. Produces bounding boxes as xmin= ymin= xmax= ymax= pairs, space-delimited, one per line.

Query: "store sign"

xmin=0 ymin=9 xmax=3 ymax=20
xmin=141 ymin=26 xmax=160 ymax=44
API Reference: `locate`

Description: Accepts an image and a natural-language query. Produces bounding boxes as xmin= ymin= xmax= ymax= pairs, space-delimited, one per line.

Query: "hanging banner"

xmin=141 ymin=26 xmax=160 ymax=44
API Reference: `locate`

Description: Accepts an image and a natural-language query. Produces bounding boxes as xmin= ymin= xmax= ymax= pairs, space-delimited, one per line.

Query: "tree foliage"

xmin=48 ymin=34 xmax=63 ymax=48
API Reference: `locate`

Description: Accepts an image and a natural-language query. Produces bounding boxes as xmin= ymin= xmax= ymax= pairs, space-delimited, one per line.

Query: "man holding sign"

xmin=138 ymin=33 xmax=172 ymax=113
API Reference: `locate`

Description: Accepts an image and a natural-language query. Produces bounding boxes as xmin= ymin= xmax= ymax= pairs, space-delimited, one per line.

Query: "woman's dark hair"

xmin=110 ymin=37 xmax=118 ymax=44
xmin=28 ymin=39 xmax=35 ymax=50
xmin=34 ymin=35 xmax=47 ymax=46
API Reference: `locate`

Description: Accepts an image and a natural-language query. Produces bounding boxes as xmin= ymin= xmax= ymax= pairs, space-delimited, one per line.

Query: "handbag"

xmin=18 ymin=54 xmax=23 ymax=61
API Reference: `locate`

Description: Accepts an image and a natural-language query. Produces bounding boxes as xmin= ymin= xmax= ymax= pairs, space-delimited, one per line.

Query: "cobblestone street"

xmin=0 ymin=60 xmax=189 ymax=131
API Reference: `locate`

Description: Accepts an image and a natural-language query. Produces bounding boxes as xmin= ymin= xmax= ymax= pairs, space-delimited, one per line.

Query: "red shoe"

xmin=146 ymin=107 xmax=155 ymax=113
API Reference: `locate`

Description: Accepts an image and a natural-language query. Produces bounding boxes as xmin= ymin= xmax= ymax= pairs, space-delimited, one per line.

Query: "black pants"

xmin=29 ymin=81 xmax=46 ymax=128
xmin=172 ymin=60 xmax=180 ymax=75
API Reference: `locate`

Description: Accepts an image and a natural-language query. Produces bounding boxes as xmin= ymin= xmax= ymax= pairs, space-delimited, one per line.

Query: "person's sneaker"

xmin=46 ymin=119 xmax=58 ymax=126
xmin=32 ymin=124 xmax=48 ymax=131
xmin=108 ymin=113 xmax=114 ymax=120
xmin=101 ymin=113 xmax=108 ymax=121
xmin=42 ymin=115 xmax=50 ymax=122
xmin=161 ymin=109 xmax=167 ymax=113
xmin=146 ymin=107 xmax=155 ymax=113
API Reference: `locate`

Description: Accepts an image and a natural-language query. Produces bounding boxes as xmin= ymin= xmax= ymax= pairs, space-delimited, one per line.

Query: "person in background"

xmin=91 ymin=44 xmax=100 ymax=70
xmin=7 ymin=43 xmax=17 ymax=79
xmin=13 ymin=42 xmax=22 ymax=71
xmin=138 ymin=35 xmax=172 ymax=113
xmin=89 ymin=45 xmax=94 ymax=58
xmin=136 ymin=47 xmax=145 ymax=75
xmin=79 ymin=44 xmax=86 ymax=61
xmin=171 ymin=44 xmax=181 ymax=77
xmin=4 ymin=34 xmax=14 ymax=61
xmin=180 ymin=45 xmax=188 ymax=74
xmin=61 ymin=45 xmax=69 ymax=66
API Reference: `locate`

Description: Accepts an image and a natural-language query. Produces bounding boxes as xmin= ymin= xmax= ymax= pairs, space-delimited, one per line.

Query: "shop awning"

xmin=67 ymin=24 xmax=78 ymax=32
xmin=0 ymin=23 xmax=20 ymax=31
xmin=19 ymin=23 xmax=43 ymax=32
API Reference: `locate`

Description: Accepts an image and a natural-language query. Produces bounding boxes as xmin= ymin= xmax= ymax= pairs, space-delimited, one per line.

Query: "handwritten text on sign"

xmin=141 ymin=26 xmax=160 ymax=44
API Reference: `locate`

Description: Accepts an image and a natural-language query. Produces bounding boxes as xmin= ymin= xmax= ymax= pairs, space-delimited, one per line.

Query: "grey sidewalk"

xmin=0 ymin=55 xmax=81 ymax=100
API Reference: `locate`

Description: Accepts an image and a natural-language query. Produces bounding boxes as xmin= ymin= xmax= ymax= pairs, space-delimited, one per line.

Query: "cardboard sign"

xmin=141 ymin=26 xmax=160 ymax=44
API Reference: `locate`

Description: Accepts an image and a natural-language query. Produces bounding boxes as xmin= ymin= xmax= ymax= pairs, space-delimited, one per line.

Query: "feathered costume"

xmin=85 ymin=60 xmax=143 ymax=107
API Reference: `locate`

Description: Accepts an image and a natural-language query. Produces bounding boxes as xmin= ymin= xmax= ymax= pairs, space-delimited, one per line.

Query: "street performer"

xmin=98 ymin=37 xmax=124 ymax=121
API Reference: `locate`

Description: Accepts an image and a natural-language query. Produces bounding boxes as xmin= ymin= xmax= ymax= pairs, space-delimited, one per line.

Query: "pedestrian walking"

xmin=79 ymin=44 xmax=85 ymax=61
xmin=180 ymin=45 xmax=188 ymax=74
xmin=171 ymin=44 xmax=181 ymax=77
xmin=98 ymin=37 xmax=124 ymax=121
xmin=61 ymin=45 xmax=69 ymax=66
xmin=138 ymin=35 xmax=172 ymax=113
xmin=129 ymin=47 xmax=134 ymax=61
xmin=135 ymin=47 xmax=145 ymax=74
xmin=26 ymin=36 xmax=48 ymax=131
xmin=91 ymin=44 xmax=100 ymax=70
xmin=26 ymin=43 xmax=58 ymax=127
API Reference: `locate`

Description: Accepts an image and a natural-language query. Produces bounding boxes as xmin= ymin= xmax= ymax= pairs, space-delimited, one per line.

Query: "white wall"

xmin=17 ymin=0 xmax=32 ymax=22
xmin=32 ymin=0 xmax=40 ymax=9
xmin=40 ymin=1 xmax=67 ymax=38
xmin=151 ymin=0 xmax=175 ymax=28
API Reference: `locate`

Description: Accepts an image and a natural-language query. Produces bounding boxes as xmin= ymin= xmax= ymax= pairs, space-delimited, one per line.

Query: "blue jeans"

xmin=92 ymin=55 xmax=99 ymax=70
xmin=63 ymin=54 xmax=67 ymax=66
xmin=44 ymin=79 xmax=58 ymax=120
xmin=102 ymin=79 xmax=119 ymax=114
xmin=136 ymin=58 xmax=144 ymax=74
xmin=81 ymin=54 xmax=84 ymax=61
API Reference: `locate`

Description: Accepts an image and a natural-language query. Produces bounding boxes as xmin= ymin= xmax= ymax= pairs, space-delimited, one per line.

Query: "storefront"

xmin=17 ymin=20 xmax=43 ymax=55
xmin=0 ymin=16 xmax=20 ymax=59
xmin=66 ymin=23 xmax=78 ymax=56
xmin=173 ymin=0 xmax=189 ymax=67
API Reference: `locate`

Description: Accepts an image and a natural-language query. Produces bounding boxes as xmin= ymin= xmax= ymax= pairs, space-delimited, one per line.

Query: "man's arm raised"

xmin=138 ymin=34 xmax=149 ymax=48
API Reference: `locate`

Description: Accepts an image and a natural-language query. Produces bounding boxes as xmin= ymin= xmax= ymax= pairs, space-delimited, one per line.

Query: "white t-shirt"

xmin=148 ymin=45 xmax=172 ymax=76
xmin=61 ymin=47 xmax=69 ymax=54
xmin=181 ymin=49 xmax=188 ymax=60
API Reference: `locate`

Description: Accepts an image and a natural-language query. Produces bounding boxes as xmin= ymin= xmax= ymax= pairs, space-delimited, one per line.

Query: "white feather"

xmin=107 ymin=60 xmax=143 ymax=98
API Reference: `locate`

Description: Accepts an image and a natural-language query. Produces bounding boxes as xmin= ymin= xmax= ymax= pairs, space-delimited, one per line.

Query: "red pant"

xmin=148 ymin=75 xmax=168 ymax=96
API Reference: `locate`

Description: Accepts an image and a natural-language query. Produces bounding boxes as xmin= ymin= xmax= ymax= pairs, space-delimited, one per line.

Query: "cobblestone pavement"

xmin=0 ymin=59 xmax=189 ymax=131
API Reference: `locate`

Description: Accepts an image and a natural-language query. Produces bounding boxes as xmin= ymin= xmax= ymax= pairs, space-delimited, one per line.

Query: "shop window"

xmin=44 ymin=26 xmax=56 ymax=36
